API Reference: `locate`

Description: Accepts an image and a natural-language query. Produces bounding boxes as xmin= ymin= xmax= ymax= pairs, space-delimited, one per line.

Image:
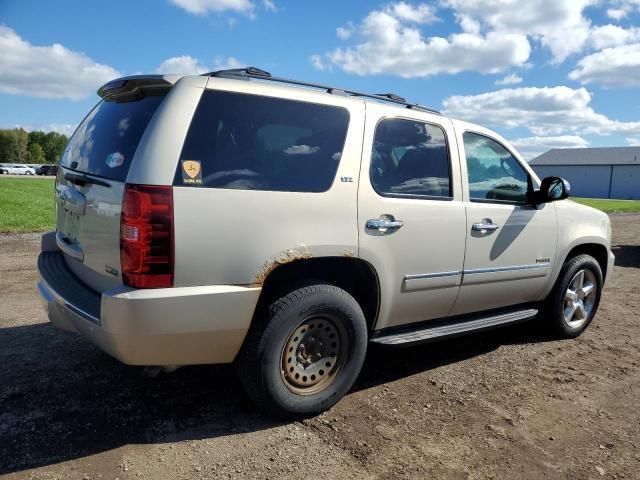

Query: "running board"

xmin=371 ymin=308 xmax=538 ymax=346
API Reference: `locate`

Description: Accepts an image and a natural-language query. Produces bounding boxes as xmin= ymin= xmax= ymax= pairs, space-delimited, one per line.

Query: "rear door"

xmin=55 ymin=88 xmax=169 ymax=292
xmin=170 ymin=81 xmax=365 ymax=288
xmin=358 ymin=105 xmax=467 ymax=330
xmin=451 ymin=127 xmax=557 ymax=315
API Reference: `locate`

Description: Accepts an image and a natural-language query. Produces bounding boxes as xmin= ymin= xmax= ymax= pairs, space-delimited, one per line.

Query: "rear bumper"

xmin=37 ymin=237 xmax=261 ymax=366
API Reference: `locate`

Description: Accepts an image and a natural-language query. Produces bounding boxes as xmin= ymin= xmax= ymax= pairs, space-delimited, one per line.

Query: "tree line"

xmin=0 ymin=128 xmax=69 ymax=165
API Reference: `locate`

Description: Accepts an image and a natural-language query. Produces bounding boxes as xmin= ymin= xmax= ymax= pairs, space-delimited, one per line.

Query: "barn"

xmin=529 ymin=147 xmax=640 ymax=200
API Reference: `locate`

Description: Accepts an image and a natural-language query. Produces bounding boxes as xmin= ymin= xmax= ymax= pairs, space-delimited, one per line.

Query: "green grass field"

xmin=572 ymin=197 xmax=640 ymax=213
xmin=0 ymin=177 xmax=56 ymax=233
xmin=0 ymin=177 xmax=639 ymax=233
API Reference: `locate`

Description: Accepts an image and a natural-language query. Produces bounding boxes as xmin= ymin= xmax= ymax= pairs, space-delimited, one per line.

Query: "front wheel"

xmin=544 ymin=254 xmax=603 ymax=338
xmin=236 ymin=284 xmax=368 ymax=418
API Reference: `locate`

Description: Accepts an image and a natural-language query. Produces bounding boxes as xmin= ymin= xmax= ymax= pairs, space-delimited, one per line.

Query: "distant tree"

xmin=28 ymin=130 xmax=47 ymax=150
xmin=0 ymin=130 xmax=12 ymax=163
xmin=42 ymin=131 xmax=69 ymax=164
xmin=28 ymin=142 xmax=46 ymax=164
xmin=7 ymin=129 xmax=29 ymax=164
xmin=0 ymin=128 xmax=68 ymax=164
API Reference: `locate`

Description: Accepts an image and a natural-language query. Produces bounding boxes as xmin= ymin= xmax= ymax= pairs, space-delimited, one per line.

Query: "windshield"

xmin=60 ymin=92 xmax=166 ymax=182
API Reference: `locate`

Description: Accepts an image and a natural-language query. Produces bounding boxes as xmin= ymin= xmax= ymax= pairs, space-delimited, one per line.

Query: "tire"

xmin=544 ymin=254 xmax=603 ymax=338
xmin=236 ymin=283 xmax=368 ymax=418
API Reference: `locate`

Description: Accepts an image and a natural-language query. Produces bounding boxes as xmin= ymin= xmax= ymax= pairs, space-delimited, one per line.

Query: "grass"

xmin=0 ymin=177 xmax=56 ymax=233
xmin=572 ymin=197 xmax=640 ymax=213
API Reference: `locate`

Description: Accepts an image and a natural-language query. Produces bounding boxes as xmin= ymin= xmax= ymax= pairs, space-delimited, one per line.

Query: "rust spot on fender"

xmin=254 ymin=245 xmax=313 ymax=285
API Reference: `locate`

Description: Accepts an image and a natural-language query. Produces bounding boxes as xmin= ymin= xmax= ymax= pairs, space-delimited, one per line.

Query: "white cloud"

xmin=509 ymin=135 xmax=589 ymax=160
xmin=155 ymin=55 xmax=208 ymax=75
xmin=310 ymin=54 xmax=327 ymax=71
xmin=385 ymin=2 xmax=438 ymax=24
xmin=569 ymin=43 xmax=640 ymax=87
xmin=316 ymin=4 xmax=530 ymax=77
xmin=607 ymin=8 xmax=628 ymax=20
xmin=589 ymin=24 xmax=640 ymax=50
xmin=495 ymin=73 xmax=523 ymax=85
xmin=0 ymin=26 xmax=120 ymax=101
xmin=155 ymin=55 xmax=245 ymax=75
xmin=606 ymin=0 xmax=640 ymax=20
xmin=169 ymin=0 xmax=254 ymax=15
xmin=443 ymin=86 xmax=640 ymax=137
xmin=13 ymin=123 xmax=77 ymax=136
xmin=262 ymin=0 xmax=276 ymax=12
xmin=336 ymin=22 xmax=355 ymax=40
xmin=442 ymin=0 xmax=596 ymax=63
xmin=212 ymin=56 xmax=245 ymax=70
xmin=317 ymin=0 xmax=603 ymax=77
xmin=627 ymin=137 xmax=640 ymax=146
xmin=315 ymin=0 xmax=640 ymax=81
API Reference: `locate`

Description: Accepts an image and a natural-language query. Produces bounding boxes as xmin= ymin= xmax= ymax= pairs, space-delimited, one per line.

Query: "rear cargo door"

xmin=56 ymin=90 xmax=167 ymax=292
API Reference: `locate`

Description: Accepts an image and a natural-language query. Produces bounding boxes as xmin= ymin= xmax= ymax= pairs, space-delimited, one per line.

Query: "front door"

xmin=358 ymin=108 xmax=467 ymax=330
xmin=451 ymin=130 xmax=557 ymax=316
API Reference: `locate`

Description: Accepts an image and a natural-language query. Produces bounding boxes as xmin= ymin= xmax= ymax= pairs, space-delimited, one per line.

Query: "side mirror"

xmin=535 ymin=176 xmax=570 ymax=204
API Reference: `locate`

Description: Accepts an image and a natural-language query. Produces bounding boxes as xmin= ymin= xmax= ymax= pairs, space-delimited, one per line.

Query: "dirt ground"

xmin=1 ymin=215 xmax=639 ymax=480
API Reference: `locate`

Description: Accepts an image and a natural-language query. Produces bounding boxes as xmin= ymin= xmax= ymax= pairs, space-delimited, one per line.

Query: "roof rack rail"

xmin=203 ymin=67 xmax=441 ymax=115
xmin=375 ymin=93 xmax=406 ymax=102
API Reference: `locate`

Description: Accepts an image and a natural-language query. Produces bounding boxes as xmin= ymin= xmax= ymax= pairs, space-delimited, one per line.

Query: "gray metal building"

xmin=529 ymin=147 xmax=640 ymax=200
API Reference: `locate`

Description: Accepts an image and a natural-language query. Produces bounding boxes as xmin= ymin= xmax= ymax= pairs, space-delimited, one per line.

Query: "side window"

xmin=371 ymin=118 xmax=451 ymax=198
xmin=463 ymin=132 xmax=530 ymax=204
xmin=176 ymin=91 xmax=350 ymax=193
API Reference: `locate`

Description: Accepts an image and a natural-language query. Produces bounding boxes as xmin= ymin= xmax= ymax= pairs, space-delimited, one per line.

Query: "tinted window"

xmin=371 ymin=118 xmax=451 ymax=198
xmin=61 ymin=93 xmax=166 ymax=182
xmin=463 ymin=132 xmax=530 ymax=203
xmin=176 ymin=91 xmax=350 ymax=192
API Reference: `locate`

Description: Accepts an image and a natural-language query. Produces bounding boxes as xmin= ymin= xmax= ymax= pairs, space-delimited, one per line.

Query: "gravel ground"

xmin=1 ymin=215 xmax=639 ymax=479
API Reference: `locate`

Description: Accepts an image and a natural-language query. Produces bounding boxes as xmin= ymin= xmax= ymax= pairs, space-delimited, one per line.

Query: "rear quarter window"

xmin=175 ymin=90 xmax=350 ymax=193
xmin=60 ymin=92 xmax=166 ymax=182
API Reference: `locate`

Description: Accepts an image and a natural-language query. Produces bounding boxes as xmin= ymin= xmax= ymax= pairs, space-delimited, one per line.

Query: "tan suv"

xmin=38 ymin=67 xmax=614 ymax=417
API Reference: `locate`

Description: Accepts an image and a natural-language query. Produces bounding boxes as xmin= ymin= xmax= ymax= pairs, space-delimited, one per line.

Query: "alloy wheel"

xmin=563 ymin=269 xmax=597 ymax=328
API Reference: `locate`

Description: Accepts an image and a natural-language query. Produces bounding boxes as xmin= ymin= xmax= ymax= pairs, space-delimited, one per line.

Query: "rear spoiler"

xmin=97 ymin=75 xmax=184 ymax=100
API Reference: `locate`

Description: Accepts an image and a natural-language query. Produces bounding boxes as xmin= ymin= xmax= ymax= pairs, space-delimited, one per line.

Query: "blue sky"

xmin=1 ymin=0 xmax=639 ymax=159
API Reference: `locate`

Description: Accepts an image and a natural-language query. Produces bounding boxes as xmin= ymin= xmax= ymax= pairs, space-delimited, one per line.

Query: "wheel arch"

xmin=563 ymin=242 xmax=609 ymax=281
xmin=253 ymin=256 xmax=381 ymax=332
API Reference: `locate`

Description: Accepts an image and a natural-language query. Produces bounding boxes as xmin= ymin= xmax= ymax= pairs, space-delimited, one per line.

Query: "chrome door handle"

xmin=366 ymin=217 xmax=403 ymax=232
xmin=472 ymin=219 xmax=500 ymax=232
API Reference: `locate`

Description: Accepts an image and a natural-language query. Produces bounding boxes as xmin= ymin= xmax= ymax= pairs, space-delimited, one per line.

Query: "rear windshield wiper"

xmin=64 ymin=172 xmax=111 ymax=188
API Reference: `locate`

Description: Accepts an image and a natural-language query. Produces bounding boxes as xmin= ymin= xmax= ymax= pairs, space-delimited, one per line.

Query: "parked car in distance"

xmin=36 ymin=165 xmax=59 ymax=176
xmin=37 ymin=68 xmax=614 ymax=418
xmin=1 ymin=164 xmax=36 ymax=175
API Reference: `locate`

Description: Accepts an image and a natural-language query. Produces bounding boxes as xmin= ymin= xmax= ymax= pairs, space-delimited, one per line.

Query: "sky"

xmin=1 ymin=0 xmax=639 ymax=160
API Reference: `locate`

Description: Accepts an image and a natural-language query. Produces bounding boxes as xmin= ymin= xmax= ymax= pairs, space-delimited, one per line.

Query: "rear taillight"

xmin=120 ymin=184 xmax=173 ymax=288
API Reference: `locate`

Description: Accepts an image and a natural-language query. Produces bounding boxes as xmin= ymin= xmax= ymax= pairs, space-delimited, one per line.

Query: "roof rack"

xmin=203 ymin=67 xmax=441 ymax=115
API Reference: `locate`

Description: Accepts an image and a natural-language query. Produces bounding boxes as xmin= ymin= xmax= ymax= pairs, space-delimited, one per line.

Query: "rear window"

xmin=174 ymin=90 xmax=350 ymax=192
xmin=60 ymin=92 xmax=166 ymax=182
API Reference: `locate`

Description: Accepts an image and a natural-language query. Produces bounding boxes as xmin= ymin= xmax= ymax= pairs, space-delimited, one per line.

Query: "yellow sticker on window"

xmin=181 ymin=160 xmax=202 ymax=185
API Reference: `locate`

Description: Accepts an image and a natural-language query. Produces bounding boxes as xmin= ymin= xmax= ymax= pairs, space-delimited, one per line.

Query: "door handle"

xmin=366 ymin=216 xmax=403 ymax=232
xmin=472 ymin=218 xmax=500 ymax=233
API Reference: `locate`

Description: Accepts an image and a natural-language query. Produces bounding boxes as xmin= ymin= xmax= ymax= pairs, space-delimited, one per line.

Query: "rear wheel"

xmin=237 ymin=283 xmax=367 ymax=418
xmin=544 ymin=254 xmax=603 ymax=338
